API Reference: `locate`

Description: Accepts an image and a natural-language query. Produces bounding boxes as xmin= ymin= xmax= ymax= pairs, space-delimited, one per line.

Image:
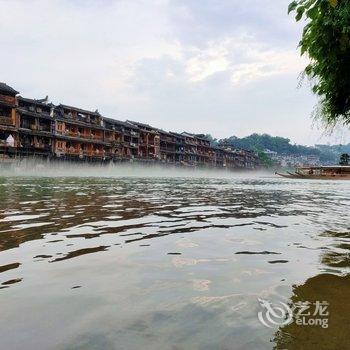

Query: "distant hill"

xmin=315 ymin=143 xmax=350 ymax=156
xmin=207 ymin=133 xmax=350 ymax=165
xmin=219 ymin=133 xmax=319 ymax=156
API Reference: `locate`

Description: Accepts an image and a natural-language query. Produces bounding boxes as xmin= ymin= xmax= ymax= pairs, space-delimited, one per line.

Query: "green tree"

xmin=204 ymin=134 xmax=219 ymax=147
xmin=339 ymin=153 xmax=349 ymax=165
xmin=289 ymin=0 xmax=350 ymax=125
xmin=257 ymin=151 xmax=279 ymax=168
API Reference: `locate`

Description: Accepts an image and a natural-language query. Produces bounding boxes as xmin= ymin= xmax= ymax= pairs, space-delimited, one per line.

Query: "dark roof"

xmin=194 ymin=134 xmax=210 ymax=141
xmin=170 ymin=131 xmax=185 ymax=138
xmin=127 ymin=120 xmax=158 ymax=132
xmin=155 ymin=128 xmax=174 ymax=136
xmin=103 ymin=117 xmax=125 ymax=126
xmin=103 ymin=117 xmax=139 ymax=130
xmin=0 ymin=82 xmax=18 ymax=95
xmin=124 ymin=121 xmax=140 ymax=130
xmin=58 ymin=104 xmax=101 ymax=116
xmin=181 ymin=131 xmax=210 ymax=141
xmin=127 ymin=120 xmax=149 ymax=128
xmin=18 ymin=96 xmax=52 ymax=107
xmin=181 ymin=132 xmax=196 ymax=138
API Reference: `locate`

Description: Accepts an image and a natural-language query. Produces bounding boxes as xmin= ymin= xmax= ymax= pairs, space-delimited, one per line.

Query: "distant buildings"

xmin=263 ymin=149 xmax=321 ymax=167
xmin=0 ymin=82 xmax=260 ymax=170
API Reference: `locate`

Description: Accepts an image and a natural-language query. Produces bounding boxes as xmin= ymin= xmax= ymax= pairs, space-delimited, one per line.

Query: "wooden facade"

xmin=0 ymin=83 xmax=18 ymax=155
xmin=0 ymin=83 xmax=260 ymax=169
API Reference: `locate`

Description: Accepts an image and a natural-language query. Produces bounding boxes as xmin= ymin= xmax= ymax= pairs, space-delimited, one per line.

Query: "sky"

xmin=0 ymin=0 xmax=349 ymax=146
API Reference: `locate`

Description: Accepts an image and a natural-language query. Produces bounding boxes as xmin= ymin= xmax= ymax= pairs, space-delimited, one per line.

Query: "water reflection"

xmin=0 ymin=177 xmax=346 ymax=256
xmin=274 ymin=273 xmax=350 ymax=350
xmin=0 ymin=176 xmax=349 ymax=349
xmin=274 ymin=230 xmax=350 ymax=349
xmin=320 ymin=231 xmax=350 ymax=269
xmin=51 ymin=246 xmax=110 ymax=262
xmin=0 ymin=262 xmax=20 ymax=273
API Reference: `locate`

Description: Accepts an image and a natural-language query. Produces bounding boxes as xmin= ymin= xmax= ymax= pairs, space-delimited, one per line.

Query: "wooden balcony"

xmin=0 ymin=94 xmax=15 ymax=105
xmin=38 ymin=125 xmax=51 ymax=132
xmin=66 ymin=148 xmax=81 ymax=155
xmin=0 ymin=116 xmax=14 ymax=126
xmin=68 ymin=131 xmax=78 ymax=137
xmin=93 ymin=150 xmax=104 ymax=157
xmin=34 ymin=143 xmax=51 ymax=151
xmin=90 ymin=134 xmax=103 ymax=140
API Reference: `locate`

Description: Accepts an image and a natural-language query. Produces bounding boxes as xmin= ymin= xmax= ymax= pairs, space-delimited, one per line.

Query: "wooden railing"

xmin=0 ymin=94 xmax=15 ymax=105
xmin=38 ymin=125 xmax=51 ymax=132
xmin=0 ymin=116 xmax=14 ymax=126
xmin=66 ymin=148 xmax=81 ymax=155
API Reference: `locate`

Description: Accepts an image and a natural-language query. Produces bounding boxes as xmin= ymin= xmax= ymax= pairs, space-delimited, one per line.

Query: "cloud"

xmin=182 ymin=35 xmax=306 ymax=85
xmin=0 ymin=0 xmax=348 ymax=145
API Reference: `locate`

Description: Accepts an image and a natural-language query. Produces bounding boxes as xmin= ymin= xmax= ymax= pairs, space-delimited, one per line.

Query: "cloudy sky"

xmin=1 ymin=0 xmax=349 ymax=145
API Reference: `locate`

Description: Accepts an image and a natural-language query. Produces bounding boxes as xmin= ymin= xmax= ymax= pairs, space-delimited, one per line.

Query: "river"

xmin=0 ymin=173 xmax=349 ymax=349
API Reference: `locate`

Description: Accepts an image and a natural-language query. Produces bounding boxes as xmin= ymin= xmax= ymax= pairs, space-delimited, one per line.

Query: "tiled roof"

xmin=58 ymin=104 xmax=101 ymax=116
xmin=0 ymin=82 xmax=18 ymax=95
xmin=18 ymin=96 xmax=52 ymax=107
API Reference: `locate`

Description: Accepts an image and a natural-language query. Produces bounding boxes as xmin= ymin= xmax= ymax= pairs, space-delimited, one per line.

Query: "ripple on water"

xmin=0 ymin=176 xmax=349 ymax=350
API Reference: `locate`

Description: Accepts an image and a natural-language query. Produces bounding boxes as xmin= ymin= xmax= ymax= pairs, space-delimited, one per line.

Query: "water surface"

xmin=0 ymin=175 xmax=349 ymax=349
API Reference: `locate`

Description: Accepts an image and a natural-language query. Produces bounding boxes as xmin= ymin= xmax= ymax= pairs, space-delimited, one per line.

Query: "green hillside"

xmin=210 ymin=133 xmax=350 ymax=164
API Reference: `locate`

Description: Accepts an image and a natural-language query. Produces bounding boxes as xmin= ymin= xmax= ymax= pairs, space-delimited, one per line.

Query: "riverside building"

xmin=0 ymin=82 xmax=260 ymax=170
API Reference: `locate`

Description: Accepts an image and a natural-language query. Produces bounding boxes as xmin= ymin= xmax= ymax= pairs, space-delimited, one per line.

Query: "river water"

xmin=0 ymin=173 xmax=349 ymax=350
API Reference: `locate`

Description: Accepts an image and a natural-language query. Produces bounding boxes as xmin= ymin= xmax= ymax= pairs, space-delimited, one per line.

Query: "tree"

xmin=257 ymin=151 xmax=279 ymax=168
xmin=339 ymin=153 xmax=349 ymax=165
xmin=289 ymin=0 xmax=350 ymax=126
xmin=204 ymin=134 xmax=219 ymax=147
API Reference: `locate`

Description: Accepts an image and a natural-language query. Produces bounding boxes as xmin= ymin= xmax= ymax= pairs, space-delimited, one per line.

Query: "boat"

xmin=276 ymin=166 xmax=350 ymax=180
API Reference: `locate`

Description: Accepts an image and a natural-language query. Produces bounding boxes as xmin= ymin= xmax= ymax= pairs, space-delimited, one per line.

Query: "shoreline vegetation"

xmin=289 ymin=0 xmax=350 ymax=126
xmin=216 ymin=134 xmax=350 ymax=167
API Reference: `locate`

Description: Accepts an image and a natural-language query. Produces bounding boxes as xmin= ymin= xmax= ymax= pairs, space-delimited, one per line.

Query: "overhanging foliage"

xmin=289 ymin=0 xmax=350 ymax=125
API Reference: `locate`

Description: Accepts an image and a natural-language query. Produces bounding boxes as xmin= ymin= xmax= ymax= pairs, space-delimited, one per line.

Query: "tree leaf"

xmin=295 ymin=7 xmax=305 ymax=21
xmin=289 ymin=0 xmax=350 ymax=125
xmin=288 ymin=1 xmax=298 ymax=14
xmin=306 ymin=6 xmax=318 ymax=19
xmin=301 ymin=45 xmax=307 ymax=56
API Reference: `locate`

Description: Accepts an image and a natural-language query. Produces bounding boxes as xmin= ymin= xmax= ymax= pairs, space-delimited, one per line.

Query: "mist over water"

xmin=0 ymin=170 xmax=349 ymax=349
xmin=0 ymin=159 xmax=268 ymax=179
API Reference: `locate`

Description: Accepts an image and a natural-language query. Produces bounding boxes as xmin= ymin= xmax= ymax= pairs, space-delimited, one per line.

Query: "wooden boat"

xmin=276 ymin=166 xmax=350 ymax=180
